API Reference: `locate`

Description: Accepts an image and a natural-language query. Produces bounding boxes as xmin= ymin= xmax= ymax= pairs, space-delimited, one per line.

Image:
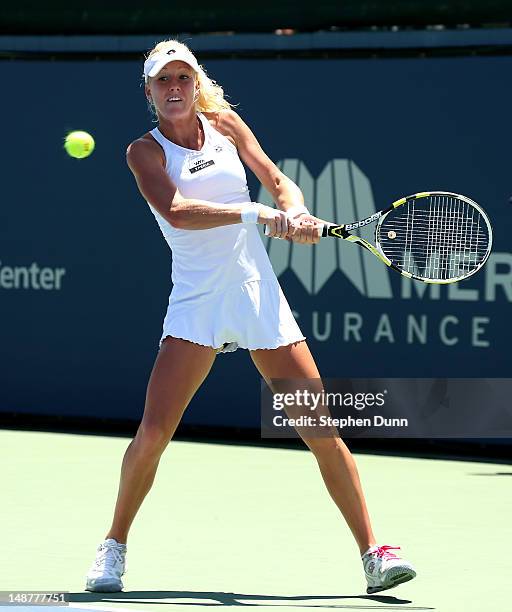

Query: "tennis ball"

xmin=64 ymin=130 xmax=95 ymax=159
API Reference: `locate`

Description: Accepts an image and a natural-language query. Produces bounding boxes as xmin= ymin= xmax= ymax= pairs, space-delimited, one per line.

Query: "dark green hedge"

xmin=1 ymin=1 xmax=511 ymax=35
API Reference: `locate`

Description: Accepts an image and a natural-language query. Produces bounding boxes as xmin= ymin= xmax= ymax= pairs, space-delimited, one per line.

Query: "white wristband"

xmin=240 ymin=203 xmax=260 ymax=224
xmin=286 ymin=205 xmax=310 ymax=218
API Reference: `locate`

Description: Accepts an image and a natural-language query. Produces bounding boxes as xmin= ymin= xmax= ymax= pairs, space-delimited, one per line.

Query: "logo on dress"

xmin=166 ymin=49 xmax=176 ymax=55
xmin=189 ymin=158 xmax=215 ymax=174
xmin=214 ymin=145 xmax=223 ymax=152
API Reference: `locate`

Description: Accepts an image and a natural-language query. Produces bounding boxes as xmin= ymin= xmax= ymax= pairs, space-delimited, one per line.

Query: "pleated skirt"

xmin=160 ymin=279 xmax=305 ymax=354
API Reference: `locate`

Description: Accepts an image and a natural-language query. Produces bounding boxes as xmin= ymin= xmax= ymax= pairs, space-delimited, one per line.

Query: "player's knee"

xmin=304 ymin=434 xmax=344 ymax=459
xmin=136 ymin=420 xmax=175 ymax=455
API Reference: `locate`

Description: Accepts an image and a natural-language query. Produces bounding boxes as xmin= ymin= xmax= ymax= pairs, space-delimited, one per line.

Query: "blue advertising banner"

xmin=0 ymin=55 xmax=510 ymax=429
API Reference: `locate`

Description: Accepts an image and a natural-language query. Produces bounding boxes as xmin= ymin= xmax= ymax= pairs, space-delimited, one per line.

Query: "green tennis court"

xmin=1 ymin=429 xmax=510 ymax=612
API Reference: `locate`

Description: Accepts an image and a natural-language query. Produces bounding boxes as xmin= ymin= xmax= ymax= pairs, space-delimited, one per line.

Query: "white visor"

xmin=143 ymin=47 xmax=200 ymax=81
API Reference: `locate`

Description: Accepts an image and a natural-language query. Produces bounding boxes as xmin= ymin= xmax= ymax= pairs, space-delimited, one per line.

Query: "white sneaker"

xmin=85 ymin=538 xmax=127 ymax=592
xmin=362 ymin=545 xmax=416 ymax=594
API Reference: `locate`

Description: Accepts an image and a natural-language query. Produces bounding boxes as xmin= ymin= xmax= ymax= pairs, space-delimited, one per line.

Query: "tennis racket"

xmin=287 ymin=191 xmax=492 ymax=284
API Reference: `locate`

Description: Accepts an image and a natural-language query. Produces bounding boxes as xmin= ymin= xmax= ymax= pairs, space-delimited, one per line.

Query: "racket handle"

xmin=266 ymin=224 xmax=329 ymax=238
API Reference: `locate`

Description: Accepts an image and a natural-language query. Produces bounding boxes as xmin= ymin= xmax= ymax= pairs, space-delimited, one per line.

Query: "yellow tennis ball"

xmin=64 ymin=130 xmax=95 ymax=159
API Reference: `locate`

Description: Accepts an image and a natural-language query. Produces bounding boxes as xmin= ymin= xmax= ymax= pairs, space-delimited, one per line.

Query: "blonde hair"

xmin=145 ymin=39 xmax=235 ymax=114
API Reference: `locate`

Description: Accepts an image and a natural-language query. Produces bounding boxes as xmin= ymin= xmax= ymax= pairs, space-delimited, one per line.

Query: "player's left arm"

xmin=216 ymin=110 xmax=323 ymax=243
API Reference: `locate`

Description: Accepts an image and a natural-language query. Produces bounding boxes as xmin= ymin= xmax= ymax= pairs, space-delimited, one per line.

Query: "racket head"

xmin=375 ymin=192 xmax=493 ymax=283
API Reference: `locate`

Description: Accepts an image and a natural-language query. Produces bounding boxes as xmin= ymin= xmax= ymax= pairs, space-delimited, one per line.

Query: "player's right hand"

xmin=257 ymin=205 xmax=300 ymax=240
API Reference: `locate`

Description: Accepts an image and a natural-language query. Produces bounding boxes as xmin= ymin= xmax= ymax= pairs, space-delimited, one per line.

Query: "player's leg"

xmin=250 ymin=340 xmax=416 ymax=593
xmin=86 ymin=337 xmax=216 ymax=592
xmin=250 ymin=340 xmax=377 ymax=555
xmin=106 ymin=337 xmax=217 ymax=543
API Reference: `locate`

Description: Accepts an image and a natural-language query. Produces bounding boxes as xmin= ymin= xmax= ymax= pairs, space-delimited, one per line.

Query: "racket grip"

xmin=266 ymin=224 xmax=329 ymax=238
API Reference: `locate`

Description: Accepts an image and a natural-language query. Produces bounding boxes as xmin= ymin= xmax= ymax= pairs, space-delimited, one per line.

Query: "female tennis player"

xmin=85 ymin=40 xmax=416 ymax=596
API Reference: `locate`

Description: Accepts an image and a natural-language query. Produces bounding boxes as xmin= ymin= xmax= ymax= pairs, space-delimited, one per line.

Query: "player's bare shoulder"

xmin=203 ymin=110 xmax=239 ymax=148
xmin=126 ymin=133 xmax=165 ymax=175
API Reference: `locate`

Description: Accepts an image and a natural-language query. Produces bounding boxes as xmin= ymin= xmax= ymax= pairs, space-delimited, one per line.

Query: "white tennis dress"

xmin=148 ymin=112 xmax=305 ymax=353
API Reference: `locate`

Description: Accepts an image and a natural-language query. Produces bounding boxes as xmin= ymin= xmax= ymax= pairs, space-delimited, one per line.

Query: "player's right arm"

xmin=126 ymin=136 xmax=290 ymax=232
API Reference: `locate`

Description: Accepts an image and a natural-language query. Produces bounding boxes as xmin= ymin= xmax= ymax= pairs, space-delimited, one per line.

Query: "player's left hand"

xmin=264 ymin=212 xmax=324 ymax=243
xmin=289 ymin=215 xmax=322 ymax=244
xmin=287 ymin=215 xmax=323 ymax=244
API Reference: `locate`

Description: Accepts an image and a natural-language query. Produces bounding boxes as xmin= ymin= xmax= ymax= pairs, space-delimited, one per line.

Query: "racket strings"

xmin=378 ymin=196 xmax=490 ymax=280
